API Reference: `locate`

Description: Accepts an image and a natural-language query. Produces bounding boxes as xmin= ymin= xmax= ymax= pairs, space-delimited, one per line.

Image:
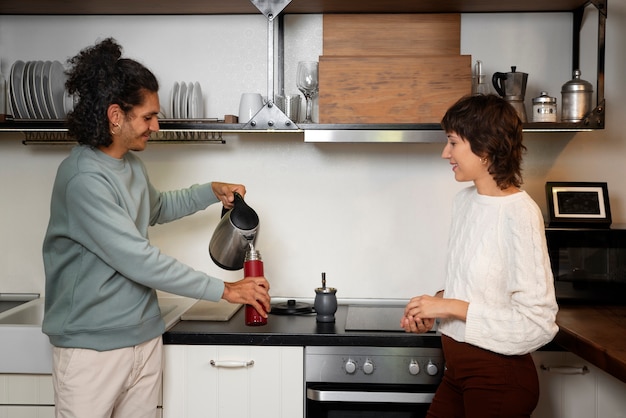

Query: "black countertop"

xmin=163 ymin=305 xmax=442 ymax=348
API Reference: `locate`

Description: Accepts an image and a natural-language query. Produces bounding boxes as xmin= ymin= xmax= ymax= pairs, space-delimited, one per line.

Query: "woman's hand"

xmin=400 ymin=292 xmax=468 ymax=333
xmin=222 ymin=276 xmax=271 ymax=317
xmin=400 ymin=315 xmax=436 ymax=334
xmin=211 ymin=182 xmax=246 ymax=208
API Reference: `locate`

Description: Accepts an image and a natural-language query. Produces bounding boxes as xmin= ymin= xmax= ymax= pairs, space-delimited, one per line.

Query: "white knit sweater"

xmin=437 ymin=186 xmax=559 ymax=355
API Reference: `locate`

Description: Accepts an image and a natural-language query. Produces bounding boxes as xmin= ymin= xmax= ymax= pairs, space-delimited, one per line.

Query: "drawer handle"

xmin=540 ymin=364 xmax=589 ymax=375
xmin=210 ymin=360 xmax=255 ymax=368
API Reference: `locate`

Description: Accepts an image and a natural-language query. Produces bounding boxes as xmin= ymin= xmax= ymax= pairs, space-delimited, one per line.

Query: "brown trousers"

xmin=427 ymin=335 xmax=539 ymax=418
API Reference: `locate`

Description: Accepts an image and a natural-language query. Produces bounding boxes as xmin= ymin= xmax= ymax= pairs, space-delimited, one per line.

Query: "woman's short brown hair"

xmin=441 ymin=94 xmax=526 ymax=189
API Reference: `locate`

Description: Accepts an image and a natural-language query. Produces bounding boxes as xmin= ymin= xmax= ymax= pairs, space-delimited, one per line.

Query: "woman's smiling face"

xmin=441 ymin=132 xmax=491 ymax=186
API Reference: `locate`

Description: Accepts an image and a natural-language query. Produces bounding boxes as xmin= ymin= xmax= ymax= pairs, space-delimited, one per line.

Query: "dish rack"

xmin=15 ymin=119 xmax=227 ymax=145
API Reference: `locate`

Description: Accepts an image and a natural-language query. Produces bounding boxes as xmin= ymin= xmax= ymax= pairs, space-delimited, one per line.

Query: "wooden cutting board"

xmin=318 ymin=55 xmax=472 ymax=124
xmin=323 ymin=14 xmax=461 ymax=56
xmin=180 ymin=300 xmax=242 ymax=321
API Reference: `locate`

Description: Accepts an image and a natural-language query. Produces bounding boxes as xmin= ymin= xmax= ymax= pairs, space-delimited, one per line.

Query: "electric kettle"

xmin=209 ymin=192 xmax=259 ymax=270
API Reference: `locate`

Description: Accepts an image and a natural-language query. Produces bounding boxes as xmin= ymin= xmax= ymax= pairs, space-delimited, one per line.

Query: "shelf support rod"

xmin=244 ymin=0 xmax=298 ymax=130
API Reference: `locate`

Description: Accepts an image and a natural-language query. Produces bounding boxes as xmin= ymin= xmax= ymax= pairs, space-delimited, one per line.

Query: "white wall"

xmin=1 ymin=2 xmax=625 ymax=301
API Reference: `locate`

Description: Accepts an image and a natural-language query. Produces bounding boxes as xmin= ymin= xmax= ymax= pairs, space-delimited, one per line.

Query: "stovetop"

xmin=345 ymin=305 xmax=438 ymax=333
xmin=164 ymin=304 xmax=442 ymax=348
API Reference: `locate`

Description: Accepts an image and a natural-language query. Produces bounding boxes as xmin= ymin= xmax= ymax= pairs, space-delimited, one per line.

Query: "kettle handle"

xmin=220 ymin=192 xmax=245 ymax=218
xmin=492 ymin=72 xmax=507 ymax=97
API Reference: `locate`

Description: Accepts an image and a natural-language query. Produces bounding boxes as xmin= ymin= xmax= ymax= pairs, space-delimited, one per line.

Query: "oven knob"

xmin=344 ymin=359 xmax=357 ymax=374
xmin=426 ymin=361 xmax=439 ymax=376
xmin=409 ymin=360 xmax=420 ymax=375
xmin=363 ymin=359 xmax=374 ymax=375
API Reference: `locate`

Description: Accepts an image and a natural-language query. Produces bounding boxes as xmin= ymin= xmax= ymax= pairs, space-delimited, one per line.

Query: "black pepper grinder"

xmin=314 ymin=272 xmax=337 ymax=323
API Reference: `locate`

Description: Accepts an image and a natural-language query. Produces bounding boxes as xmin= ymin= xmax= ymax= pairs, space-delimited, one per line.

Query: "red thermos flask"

xmin=244 ymin=248 xmax=267 ymax=326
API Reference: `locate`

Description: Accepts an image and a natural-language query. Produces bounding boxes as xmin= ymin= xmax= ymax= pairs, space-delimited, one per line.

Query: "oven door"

xmin=306 ymin=383 xmax=436 ymax=418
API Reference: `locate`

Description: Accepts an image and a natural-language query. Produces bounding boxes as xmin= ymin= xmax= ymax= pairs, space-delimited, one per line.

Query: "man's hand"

xmin=223 ymin=276 xmax=271 ymax=317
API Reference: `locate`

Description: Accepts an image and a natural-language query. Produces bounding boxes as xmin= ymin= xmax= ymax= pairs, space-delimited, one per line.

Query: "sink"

xmin=0 ymin=292 xmax=40 ymax=314
xmin=0 ymin=297 xmax=45 ymax=325
xmin=0 ymin=295 xmax=197 ymax=374
xmin=0 ymin=298 xmax=51 ymax=373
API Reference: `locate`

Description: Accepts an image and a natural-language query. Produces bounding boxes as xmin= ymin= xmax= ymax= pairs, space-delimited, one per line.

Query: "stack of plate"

xmin=171 ymin=81 xmax=204 ymax=119
xmin=9 ymin=60 xmax=73 ymax=120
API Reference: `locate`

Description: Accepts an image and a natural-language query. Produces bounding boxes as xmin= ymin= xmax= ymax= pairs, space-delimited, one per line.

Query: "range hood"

xmin=302 ymin=124 xmax=446 ymax=143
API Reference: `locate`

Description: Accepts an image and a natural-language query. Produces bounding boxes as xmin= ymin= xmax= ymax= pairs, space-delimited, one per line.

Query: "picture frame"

xmin=545 ymin=182 xmax=611 ymax=228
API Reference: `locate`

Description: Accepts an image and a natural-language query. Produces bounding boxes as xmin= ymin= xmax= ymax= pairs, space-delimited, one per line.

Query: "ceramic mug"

xmin=238 ymin=93 xmax=264 ymax=123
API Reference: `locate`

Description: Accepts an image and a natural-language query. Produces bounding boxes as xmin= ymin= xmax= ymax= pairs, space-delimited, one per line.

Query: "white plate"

xmin=179 ymin=82 xmax=188 ymax=119
xmin=189 ymin=81 xmax=203 ymax=118
xmin=185 ymin=82 xmax=193 ymax=118
xmin=63 ymin=90 xmax=75 ymax=115
xmin=36 ymin=61 xmax=52 ymax=119
xmin=41 ymin=61 xmax=54 ymax=118
xmin=171 ymin=82 xmax=180 ymax=119
xmin=30 ymin=61 xmax=46 ymax=119
xmin=23 ymin=61 xmax=38 ymax=118
xmin=9 ymin=60 xmax=28 ymax=119
xmin=184 ymin=82 xmax=193 ymax=119
xmin=48 ymin=61 xmax=66 ymax=118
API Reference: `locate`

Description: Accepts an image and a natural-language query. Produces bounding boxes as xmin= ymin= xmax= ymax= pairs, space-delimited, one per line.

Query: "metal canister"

xmin=532 ymin=91 xmax=557 ymax=122
xmin=561 ymin=70 xmax=593 ymax=122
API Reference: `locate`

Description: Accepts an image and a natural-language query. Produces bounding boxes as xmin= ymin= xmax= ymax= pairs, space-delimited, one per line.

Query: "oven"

xmin=305 ymin=346 xmax=443 ymax=418
xmin=304 ymin=304 xmax=443 ymax=418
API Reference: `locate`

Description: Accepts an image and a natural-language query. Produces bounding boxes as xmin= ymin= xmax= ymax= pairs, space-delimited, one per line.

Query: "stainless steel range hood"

xmin=303 ymin=124 xmax=447 ymax=143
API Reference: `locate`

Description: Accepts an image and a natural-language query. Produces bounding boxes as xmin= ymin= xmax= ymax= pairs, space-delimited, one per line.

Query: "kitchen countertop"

xmin=164 ymin=302 xmax=626 ymax=384
xmin=163 ymin=305 xmax=442 ymax=348
xmin=554 ymin=305 xmax=626 ymax=383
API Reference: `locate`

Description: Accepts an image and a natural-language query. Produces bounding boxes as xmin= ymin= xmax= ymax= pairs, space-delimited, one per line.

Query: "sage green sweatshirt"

xmin=42 ymin=145 xmax=224 ymax=351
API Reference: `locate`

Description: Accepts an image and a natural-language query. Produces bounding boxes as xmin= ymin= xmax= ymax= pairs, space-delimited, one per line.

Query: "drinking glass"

xmin=296 ymin=61 xmax=319 ymax=123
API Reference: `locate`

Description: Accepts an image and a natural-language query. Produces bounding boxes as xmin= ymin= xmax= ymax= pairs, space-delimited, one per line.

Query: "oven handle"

xmin=307 ymin=388 xmax=435 ymax=404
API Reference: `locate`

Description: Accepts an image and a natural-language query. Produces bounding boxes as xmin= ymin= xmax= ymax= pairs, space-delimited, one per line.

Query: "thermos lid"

xmin=533 ymin=91 xmax=557 ymax=104
xmin=561 ymin=70 xmax=593 ymax=93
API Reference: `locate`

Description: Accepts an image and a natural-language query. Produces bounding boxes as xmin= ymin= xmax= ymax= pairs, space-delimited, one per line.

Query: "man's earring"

xmin=110 ymin=123 xmax=121 ymax=136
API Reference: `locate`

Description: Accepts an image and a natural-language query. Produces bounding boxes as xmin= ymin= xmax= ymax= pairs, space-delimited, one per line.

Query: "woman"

xmin=42 ymin=38 xmax=271 ymax=418
xmin=401 ymin=94 xmax=558 ymax=418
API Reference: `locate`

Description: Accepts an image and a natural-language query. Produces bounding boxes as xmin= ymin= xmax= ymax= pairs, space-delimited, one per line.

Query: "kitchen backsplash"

xmin=1 ymin=9 xmax=624 ymax=299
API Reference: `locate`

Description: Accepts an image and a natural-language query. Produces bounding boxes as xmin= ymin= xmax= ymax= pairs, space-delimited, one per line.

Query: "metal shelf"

xmin=0 ymin=117 xmax=603 ymax=145
xmin=0 ymin=0 xmax=607 ymax=143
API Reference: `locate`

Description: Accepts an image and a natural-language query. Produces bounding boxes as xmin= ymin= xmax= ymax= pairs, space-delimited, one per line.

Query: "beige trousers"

xmin=52 ymin=336 xmax=162 ymax=418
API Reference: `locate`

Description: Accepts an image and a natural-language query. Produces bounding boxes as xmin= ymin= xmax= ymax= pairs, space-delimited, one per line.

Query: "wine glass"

xmin=296 ymin=61 xmax=319 ymax=123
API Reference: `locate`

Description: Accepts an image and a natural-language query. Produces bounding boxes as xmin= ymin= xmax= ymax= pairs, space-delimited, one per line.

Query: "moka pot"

xmin=492 ymin=66 xmax=529 ymax=122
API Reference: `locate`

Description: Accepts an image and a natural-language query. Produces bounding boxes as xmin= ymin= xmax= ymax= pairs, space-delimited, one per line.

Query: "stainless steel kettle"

xmin=209 ymin=192 xmax=259 ymax=270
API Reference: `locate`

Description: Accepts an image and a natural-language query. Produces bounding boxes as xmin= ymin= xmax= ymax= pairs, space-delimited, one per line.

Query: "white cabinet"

xmin=532 ymin=351 xmax=626 ymax=418
xmin=0 ymin=374 xmax=54 ymax=418
xmin=163 ymin=345 xmax=304 ymax=418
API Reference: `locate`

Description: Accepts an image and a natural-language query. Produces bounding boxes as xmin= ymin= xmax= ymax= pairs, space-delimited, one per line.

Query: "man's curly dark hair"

xmin=65 ymin=37 xmax=159 ymax=147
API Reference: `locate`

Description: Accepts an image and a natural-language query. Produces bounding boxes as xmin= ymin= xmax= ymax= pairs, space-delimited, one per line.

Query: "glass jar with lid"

xmin=532 ymin=91 xmax=557 ymax=122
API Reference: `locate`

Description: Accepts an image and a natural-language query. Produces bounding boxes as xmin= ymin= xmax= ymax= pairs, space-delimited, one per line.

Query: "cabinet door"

xmin=163 ymin=345 xmax=303 ymax=418
xmin=531 ymin=351 xmax=626 ymax=418
xmin=0 ymin=374 xmax=55 ymax=418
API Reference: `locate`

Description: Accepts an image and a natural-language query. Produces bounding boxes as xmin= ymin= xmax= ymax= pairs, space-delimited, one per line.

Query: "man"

xmin=42 ymin=37 xmax=270 ymax=418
